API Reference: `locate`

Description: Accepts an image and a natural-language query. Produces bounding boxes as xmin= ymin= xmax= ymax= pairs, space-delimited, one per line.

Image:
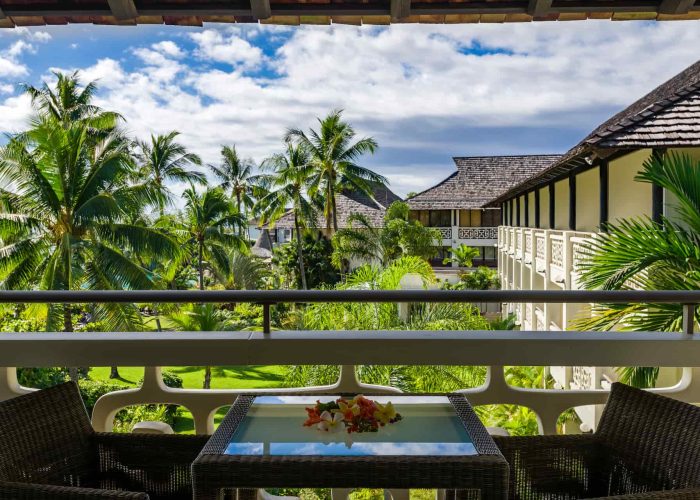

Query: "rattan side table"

xmin=193 ymin=394 xmax=508 ymax=500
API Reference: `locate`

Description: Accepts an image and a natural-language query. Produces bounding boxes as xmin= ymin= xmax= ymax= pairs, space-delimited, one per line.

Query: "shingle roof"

xmin=491 ymin=59 xmax=700 ymax=204
xmin=251 ymin=229 xmax=273 ymax=258
xmin=273 ymin=184 xmax=401 ymax=229
xmin=406 ymin=155 xmax=561 ymax=210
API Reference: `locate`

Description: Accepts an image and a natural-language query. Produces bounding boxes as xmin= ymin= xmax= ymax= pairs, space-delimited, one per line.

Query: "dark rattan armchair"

xmin=0 ymin=381 xmax=209 ymax=499
xmin=494 ymin=382 xmax=700 ymax=499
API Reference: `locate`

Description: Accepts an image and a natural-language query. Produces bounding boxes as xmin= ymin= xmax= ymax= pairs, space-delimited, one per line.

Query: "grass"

xmin=89 ymin=365 xmax=287 ymax=389
xmin=89 ymin=365 xmax=289 ymax=433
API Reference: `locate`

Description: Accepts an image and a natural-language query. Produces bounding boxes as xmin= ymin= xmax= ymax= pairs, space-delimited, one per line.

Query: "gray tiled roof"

xmin=251 ymin=229 xmax=273 ymax=258
xmin=585 ymin=60 xmax=700 ymax=149
xmin=273 ymin=184 xmax=401 ymax=229
xmin=492 ymin=59 xmax=700 ymax=203
xmin=406 ymin=155 xmax=561 ymax=210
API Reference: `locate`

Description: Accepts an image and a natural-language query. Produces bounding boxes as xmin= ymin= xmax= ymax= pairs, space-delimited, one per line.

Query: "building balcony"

xmin=0 ymin=289 xmax=698 ymax=438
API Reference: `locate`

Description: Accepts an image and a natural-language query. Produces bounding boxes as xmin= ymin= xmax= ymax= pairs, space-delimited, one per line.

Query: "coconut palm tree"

xmin=0 ymin=117 xmax=180 ymax=335
xmin=285 ymin=110 xmax=385 ymax=234
xmin=135 ymin=132 xmax=205 ymax=216
xmin=257 ymin=143 xmax=316 ymax=289
xmin=21 ymin=71 xmax=121 ymax=135
xmin=181 ymin=187 xmax=247 ymax=291
xmin=576 ymin=152 xmax=700 ymax=387
xmin=209 ymin=146 xmax=265 ymax=236
xmin=168 ymin=304 xmax=226 ymax=389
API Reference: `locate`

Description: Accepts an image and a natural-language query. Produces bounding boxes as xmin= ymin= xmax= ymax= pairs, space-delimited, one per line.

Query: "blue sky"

xmin=1 ymin=21 xmax=699 ymax=196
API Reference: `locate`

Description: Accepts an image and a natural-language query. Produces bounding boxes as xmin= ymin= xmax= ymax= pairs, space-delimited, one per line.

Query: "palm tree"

xmin=168 ymin=304 xmax=226 ymax=389
xmin=257 ymin=143 xmax=316 ymax=289
xmin=209 ymin=146 xmax=265 ymax=236
xmin=331 ymin=201 xmax=440 ymax=268
xmin=181 ymin=187 xmax=247 ymax=291
xmin=21 ymin=71 xmax=122 ymax=135
xmin=212 ymin=250 xmax=269 ymax=291
xmin=576 ymin=152 xmax=700 ymax=387
xmin=136 ymin=132 xmax=205 ymax=216
xmin=0 ymin=117 xmax=180 ymax=336
xmin=443 ymin=244 xmax=481 ymax=268
xmin=286 ymin=110 xmax=385 ymax=234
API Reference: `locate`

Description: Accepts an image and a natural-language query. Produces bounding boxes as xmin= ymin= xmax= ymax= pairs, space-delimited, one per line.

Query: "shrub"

xmin=78 ymin=379 xmax=126 ymax=415
xmin=78 ymin=377 xmax=182 ymax=432
xmin=17 ymin=367 xmax=69 ymax=389
xmin=273 ymin=234 xmax=339 ymax=289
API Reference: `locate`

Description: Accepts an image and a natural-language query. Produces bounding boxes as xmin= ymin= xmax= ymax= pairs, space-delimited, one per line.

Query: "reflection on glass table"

xmin=225 ymin=395 xmax=476 ymax=457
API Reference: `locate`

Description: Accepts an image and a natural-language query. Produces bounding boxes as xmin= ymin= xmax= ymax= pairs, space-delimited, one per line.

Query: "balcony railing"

xmin=457 ymin=227 xmax=498 ymax=240
xmin=0 ymin=289 xmax=698 ymax=436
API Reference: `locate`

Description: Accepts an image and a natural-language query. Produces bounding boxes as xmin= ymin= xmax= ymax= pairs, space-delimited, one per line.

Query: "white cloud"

xmin=152 ymin=40 xmax=186 ymax=58
xmin=0 ymin=84 xmax=14 ymax=94
xmin=2 ymin=21 xmax=700 ymax=197
xmin=190 ymin=29 xmax=264 ymax=69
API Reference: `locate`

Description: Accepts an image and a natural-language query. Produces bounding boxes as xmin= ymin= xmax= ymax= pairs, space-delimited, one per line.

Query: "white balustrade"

xmin=1 ymin=330 xmax=700 ymax=436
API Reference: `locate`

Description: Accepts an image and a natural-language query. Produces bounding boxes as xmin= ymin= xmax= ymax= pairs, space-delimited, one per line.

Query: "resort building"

xmin=256 ymin=184 xmax=401 ymax=248
xmin=494 ymin=59 xmax=700 ymax=424
xmin=406 ymin=155 xmax=561 ymax=267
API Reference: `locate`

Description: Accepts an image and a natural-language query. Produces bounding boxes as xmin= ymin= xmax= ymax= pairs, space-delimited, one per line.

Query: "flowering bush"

xmin=303 ymin=395 xmax=402 ymax=434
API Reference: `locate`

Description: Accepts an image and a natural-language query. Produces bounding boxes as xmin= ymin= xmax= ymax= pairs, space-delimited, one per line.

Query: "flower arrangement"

xmin=303 ymin=395 xmax=402 ymax=434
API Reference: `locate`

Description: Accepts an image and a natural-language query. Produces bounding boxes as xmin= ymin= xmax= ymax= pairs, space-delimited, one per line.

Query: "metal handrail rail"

xmin=0 ymin=289 xmax=698 ymax=304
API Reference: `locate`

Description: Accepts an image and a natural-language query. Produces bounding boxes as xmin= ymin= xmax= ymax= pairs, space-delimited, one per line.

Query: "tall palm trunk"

xmin=236 ymin=191 xmax=244 ymax=238
xmin=156 ymin=177 xmax=165 ymax=218
xmin=329 ymin=181 xmax=339 ymax=233
xmin=197 ymin=239 xmax=212 ymax=389
xmin=203 ymin=366 xmax=212 ymax=389
xmin=198 ymin=240 xmax=205 ymax=291
xmin=294 ymin=211 xmax=307 ymax=290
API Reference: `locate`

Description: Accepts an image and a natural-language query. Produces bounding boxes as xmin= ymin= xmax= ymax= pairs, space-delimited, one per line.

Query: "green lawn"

xmin=89 ymin=365 xmax=287 ymax=389
xmin=89 ymin=365 xmax=288 ymax=433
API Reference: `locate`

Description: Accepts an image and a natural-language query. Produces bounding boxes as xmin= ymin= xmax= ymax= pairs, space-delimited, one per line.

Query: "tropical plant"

xmin=444 ymin=266 xmax=501 ymax=291
xmin=273 ymin=233 xmax=339 ymax=290
xmin=181 ymin=187 xmax=247 ymax=291
xmin=443 ymin=244 xmax=481 ymax=268
xmin=135 ymin=131 xmax=204 ymax=216
xmin=575 ymin=152 xmax=700 ymax=387
xmin=299 ymin=256 xmax=488 ymax=332
xmin=286 ymin=110 xmax=384 ymax=233
xmin=257 ymin=143 xmax=316 ymax=289
xmin=21 ymin=71 xmax=121 ymax=136
xmin=331 ymin=201 xmax=440 ymax=268
xmin=212 ymin=250 xmax=269 ymax=290
xmin=169 ymin=304 xmax=227 ymax=389
xmin=209 ymin=146 xmax=264 ymax=235
xmin=0 ymin=114 xmax=179 ymax=335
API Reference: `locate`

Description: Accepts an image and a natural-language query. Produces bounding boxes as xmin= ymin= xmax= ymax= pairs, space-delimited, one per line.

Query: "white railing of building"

xmin=0 ymin=290 xmax=698 ymax=436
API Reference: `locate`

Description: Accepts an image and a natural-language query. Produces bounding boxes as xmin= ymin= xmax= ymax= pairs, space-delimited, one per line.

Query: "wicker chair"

xmin=0 ymin=381 xmax=209 ymax=499
xmin=493 ymin=382 xmax=700 ymax=499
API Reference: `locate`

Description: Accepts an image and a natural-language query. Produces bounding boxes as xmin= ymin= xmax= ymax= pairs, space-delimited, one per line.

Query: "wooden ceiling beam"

xmin=658 ymin=0 xmax=695 ymax=13
xmin=527 ymin=0 xmax=553 ymax=15
xmin=107 ymin=0 xmax=138 ymax=19
xmin=250 ymin=0 xmax=271 ymax=19
xmin=391 ymin=0 xmax=411 ymax=20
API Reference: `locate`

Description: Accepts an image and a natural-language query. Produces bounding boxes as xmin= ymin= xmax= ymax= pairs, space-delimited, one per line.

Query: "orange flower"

xmin=303 ymin=407 xmax=322 ymax=427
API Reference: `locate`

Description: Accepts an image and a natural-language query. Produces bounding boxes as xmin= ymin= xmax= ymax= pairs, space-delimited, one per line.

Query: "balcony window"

xmin=429 ymin=210 xmax=452 ymax=227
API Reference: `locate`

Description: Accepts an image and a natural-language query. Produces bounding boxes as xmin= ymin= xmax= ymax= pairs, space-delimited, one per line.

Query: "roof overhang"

xmin=0 ymin=0 xmax=698 ymax=27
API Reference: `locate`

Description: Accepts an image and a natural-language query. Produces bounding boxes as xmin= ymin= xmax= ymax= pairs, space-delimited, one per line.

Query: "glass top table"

xmin=193 ymin=393 xmax=508 ymax=500
xmin=225 ymin=395 xmax=477 ymax=457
